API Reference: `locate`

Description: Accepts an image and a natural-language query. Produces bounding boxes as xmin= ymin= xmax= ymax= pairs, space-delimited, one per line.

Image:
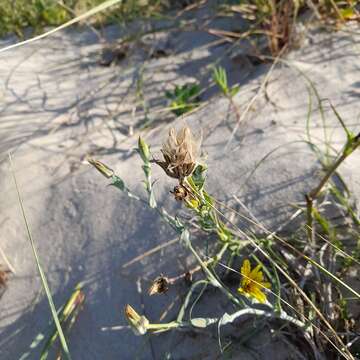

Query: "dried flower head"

xmin=154 ymin=127 xmax=201 ymax=183
xmin=148 ymin=275 xmax=169 ymax=296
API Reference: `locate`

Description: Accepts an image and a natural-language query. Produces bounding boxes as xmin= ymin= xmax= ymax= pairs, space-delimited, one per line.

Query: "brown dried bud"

xmin=124 ymin=304 xmax=149 ymax=335
xmin=87 ymin=158 xmax=114 ymax=178
xmin=148 ymin=276 xmax=169 ymax=296
xmin=184 ymin=271 xmax=192 ymax=284
xmin=170 ymin=185 xmax=188 ymax=201
xmin=154 ymin=127 xmax=201 ymax=183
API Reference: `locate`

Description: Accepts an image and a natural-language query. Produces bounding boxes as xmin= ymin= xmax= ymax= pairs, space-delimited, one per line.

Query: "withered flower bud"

xmin=148 ymin=276 xmax=169 ymax=296
xmin=87 ymin=158 xmax=114 ymax=178
xmin=124 ymin=304 xmax=149 ymax=336
xmin=154 ymin=127 xmax=201 ymax=183
xmin=184 ymin=271 xmax=192 ymax=284
xmin=170 ymin=185 xmax=188 ymax=201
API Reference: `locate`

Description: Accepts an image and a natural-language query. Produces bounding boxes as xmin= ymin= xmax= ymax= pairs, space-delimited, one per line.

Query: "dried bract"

xmin=154 ymin=127 xmax=201 ymax=183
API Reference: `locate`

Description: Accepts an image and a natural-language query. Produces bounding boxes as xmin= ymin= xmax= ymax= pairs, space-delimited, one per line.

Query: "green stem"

xmin=147 ymin=321 xmax=180 ymax=330
xmin=305 ymin=134 xmax=360 ymax=243
xmin=186 ymin=240 xmax=243 ymax=307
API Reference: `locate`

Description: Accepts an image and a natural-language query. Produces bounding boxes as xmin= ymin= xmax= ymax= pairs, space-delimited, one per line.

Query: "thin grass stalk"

xmin=9 ymin=153 xmax=72 ymax=360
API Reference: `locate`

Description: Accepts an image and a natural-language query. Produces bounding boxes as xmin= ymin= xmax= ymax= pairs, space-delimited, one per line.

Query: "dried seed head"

xmin=155 ymin=127 xmax=201 ymax=183
xmin=148 ymin=276 xmax=169 ymax=296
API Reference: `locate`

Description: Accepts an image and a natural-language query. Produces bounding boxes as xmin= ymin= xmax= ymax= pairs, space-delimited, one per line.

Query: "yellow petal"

xmin=237 ymin=287 xmax=245 ymax=295
xmin=250 ymin=264 xmax=262 ymax=280
xmin=261 ymin=281 xmax=271 ymax=289
xmin=252 ymin=271 xmax=264 ymax=284
xmin=241 ymin=278 xmax=250 ymax=288
xmin=241 ymin=259 xmax=251 ymax=277
xmin=250 ymin=287 xmax=267 ymax=303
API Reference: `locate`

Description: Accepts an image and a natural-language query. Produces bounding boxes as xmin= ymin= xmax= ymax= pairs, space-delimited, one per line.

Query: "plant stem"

xmin=147 ymin=321 xmax=180 ymax=331
xmin=186 ymin=240 xmax=243 ymax=307
xmin=305 ymin=133 xmax=360 ymax=242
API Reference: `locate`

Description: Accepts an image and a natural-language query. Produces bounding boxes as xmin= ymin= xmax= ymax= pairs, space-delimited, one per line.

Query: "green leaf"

xmin=190 ymin=164 xmax=207 ymax=190
xmin=111 ymin=175 xmax=125 ymax=191
xmin=213 ymin=66 xmax=229 ymax=96
xmin=312 ymin=208 xmax=331 ymax=235
xmin=166 ymin=83 xmax=201 ymax=116
xmin=203 ymin=191 xmax=214 ymax=206
xmin=230 ymin=85 xmax=240 ymax=97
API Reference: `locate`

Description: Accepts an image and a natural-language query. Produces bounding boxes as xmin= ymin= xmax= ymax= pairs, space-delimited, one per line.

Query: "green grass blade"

xmin=9 ymin=153 xmax=72 ymax=360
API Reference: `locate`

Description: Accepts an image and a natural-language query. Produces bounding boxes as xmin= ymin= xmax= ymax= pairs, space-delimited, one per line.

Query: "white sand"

xmin=0 ymin=17 xmax=359 ymax=359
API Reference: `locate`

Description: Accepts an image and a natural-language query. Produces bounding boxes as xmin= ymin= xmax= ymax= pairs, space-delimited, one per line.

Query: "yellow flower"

xmin=237 ymin=259 xmax=271 ymax=304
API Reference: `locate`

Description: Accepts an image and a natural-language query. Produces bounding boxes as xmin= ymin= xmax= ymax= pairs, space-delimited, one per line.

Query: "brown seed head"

xmin=155 ymin=127 xmax=201 ymax=182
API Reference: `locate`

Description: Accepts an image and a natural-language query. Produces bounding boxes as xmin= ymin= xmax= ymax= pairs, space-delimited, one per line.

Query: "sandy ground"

xmin=0 ymin=10 xmax=359 ymax=360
